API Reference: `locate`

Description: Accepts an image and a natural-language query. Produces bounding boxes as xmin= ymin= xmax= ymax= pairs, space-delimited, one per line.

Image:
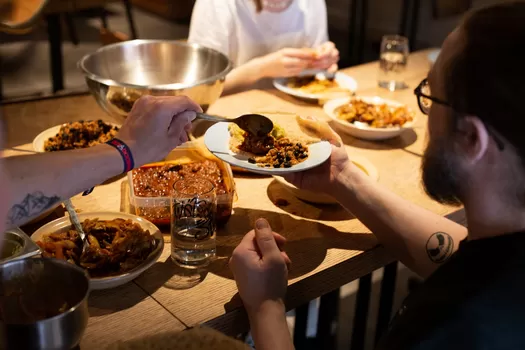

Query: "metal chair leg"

xmin=374 ymin=262 xmax=398 ymax=344
xmin=317 ymin=289 xmax=340 ymax=349
xmin=350 ymin=273 xmax=372 ymax=350
xmin=63 ymin=13 xmax=79 ymax=46
xmin=46 ymin=14 xmax=64 ymax=93
xmin=122 ymin=0 xmax=138 ymax=39
xmin=293 ymin=303 xmax=310 ymax=349
xmin=100 ymin=7 xmax=109 ymax=29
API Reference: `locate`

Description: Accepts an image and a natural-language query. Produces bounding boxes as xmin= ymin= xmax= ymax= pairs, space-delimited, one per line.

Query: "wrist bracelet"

xmin=106 ymin=138 xmax=135 ymax=173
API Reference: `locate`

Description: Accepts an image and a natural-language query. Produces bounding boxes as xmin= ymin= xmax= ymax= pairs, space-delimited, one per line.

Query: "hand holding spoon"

xmin=196 ymin=112 xmax=274 ymax=136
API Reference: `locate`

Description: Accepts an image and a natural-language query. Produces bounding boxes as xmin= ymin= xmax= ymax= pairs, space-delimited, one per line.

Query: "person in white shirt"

xmin=188 ymin=0 xmax=340 ymax=94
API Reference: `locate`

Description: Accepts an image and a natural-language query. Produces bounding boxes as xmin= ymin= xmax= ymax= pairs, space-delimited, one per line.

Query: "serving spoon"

xmin=63 ymin=199 xmax=90 ymax=254
xmin=196 ymin=112 xmax=274 ymax=136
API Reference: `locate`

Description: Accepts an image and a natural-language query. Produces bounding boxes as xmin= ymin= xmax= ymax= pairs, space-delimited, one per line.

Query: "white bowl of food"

xmin=32 ymin=120 xmax=120 ymax=153
xmin=323 ymin=96 xmax=416 ymax=140
xmin=273 ymin=154 xmax=379 ymax=204
xmin=32 ymin=211 xmax=163 ymax=290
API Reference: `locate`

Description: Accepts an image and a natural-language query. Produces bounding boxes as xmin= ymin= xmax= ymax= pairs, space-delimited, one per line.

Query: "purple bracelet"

xmin=82 ymin=138 xmax=134 ymax=196
xmin=106 ymin=138 xmax=135 ymax=173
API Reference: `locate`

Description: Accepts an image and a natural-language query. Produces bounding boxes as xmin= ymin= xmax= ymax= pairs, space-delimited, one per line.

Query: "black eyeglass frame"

xmin=413 ymin=78 xmax=504 ymax=151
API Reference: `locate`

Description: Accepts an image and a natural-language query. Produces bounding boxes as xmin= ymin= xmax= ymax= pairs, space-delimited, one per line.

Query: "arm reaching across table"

xmin=3 ymin=96 xmax=202 ymax=228
xmin=284 ymin=119 xmax=467 ymax=278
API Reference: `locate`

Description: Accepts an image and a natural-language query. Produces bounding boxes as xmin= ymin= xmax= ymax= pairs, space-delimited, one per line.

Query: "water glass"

xmin=170 ymin=178 xmax=217 ymax=268
xmin=378 ymin=35 xmax=410 ymax=91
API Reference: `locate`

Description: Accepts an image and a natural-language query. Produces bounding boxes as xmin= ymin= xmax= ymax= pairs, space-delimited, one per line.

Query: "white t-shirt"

xmin=188 ymin=0 xmax=329 ymax=67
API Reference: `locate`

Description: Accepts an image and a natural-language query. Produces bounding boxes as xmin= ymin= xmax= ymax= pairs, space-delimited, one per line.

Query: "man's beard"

xmin=422 ymin=138 xmax=464 ymax=206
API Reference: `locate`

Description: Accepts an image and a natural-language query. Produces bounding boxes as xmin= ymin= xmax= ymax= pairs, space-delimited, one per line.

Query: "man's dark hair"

xmin=446 ymin=2 xmax=525 ymax=154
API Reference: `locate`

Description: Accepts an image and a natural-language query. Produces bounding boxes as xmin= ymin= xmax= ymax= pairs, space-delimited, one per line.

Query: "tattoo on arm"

xmin=426 ymin=232 xmax=454 ymax=263
xmin=6 ymin=192 xmax=60 ymax=226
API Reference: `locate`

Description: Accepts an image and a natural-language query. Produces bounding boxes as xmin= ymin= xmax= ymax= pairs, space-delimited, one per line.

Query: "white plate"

xmin=32 ymin=122 xmax=121 ymax=152
xmin=32 ymin=211 xmax=163 ymax=290
xmin=204 ymin=123 xmax=332 ymax=176
xmin=323 ymin=96 xmax=416 ymax=141
xmin=273 ymin=155 xmax=379 ymax=204
xmin=428 ymin=49 xmax=440 ymax=65
xmin=273 ymin=72 xmax=358 ymax=101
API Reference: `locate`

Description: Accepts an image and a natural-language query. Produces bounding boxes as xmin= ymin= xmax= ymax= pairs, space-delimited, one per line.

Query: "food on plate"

xmin=131 ymin=160 xmax=233 ymax=226
xmin=229 ymin=123 xmax=310 ymax=168
xmin=296 ymin=115 xmax=342 ymax=147
xmin=44 ymin=120 xmax=119 ymax=151
xmin=286 ymin=76 xmax=348 ymax=95
xmin=335 ymin=98 xmax=414 ymax=128
xmin=36 ymin=218 xmax=156 ymax=277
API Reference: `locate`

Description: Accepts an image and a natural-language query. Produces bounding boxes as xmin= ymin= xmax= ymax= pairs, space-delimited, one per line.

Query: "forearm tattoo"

xmin=6 ymin=192 xmax=60 ymax=226
xmin=426 ymin=232 xmax=454 ymax=263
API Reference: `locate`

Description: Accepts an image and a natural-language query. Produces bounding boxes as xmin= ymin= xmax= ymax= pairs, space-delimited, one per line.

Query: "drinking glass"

xmin=170 ymin=178 xmax=217 ymax=268
xmin=378 ymin=35 xmax=410 ymax=91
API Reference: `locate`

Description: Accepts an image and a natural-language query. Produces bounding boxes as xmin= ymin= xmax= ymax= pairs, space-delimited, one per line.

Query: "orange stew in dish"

xmin=131 ymin=160 xmax=232 ymax=226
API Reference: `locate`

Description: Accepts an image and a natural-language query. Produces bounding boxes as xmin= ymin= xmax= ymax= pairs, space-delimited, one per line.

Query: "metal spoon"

xmin=63 ymin=199 xmax=90 ymax=254
xmin=196 ymin=112 xmax=274 ymax=136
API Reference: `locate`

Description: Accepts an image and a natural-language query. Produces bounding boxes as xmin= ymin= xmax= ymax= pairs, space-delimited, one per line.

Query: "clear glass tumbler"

xmin=378 ymin=35 xmax=410 ymax=91
xmin=170 ymin=178 xmax=217 ymax=268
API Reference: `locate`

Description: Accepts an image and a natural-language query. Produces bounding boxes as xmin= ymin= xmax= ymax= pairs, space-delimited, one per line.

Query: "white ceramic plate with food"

xmin=273 ymin=72 xmax=358 ymax=101
xmin=204 ymin=122 xmax=332 ymax=176
xmin=273 ymin=154 xmax=379 ymax=204
xmin=32 ymin=121 xmax=120 ymax=153
xmin=323 ymin=96 xmax=416 ymax=141
xmin=32 ymin=211 xmax=163 ymax=290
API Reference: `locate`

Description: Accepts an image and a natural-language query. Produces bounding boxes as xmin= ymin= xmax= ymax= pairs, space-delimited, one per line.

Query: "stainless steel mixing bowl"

xmin=0 ymin=258 xmax=90 ymax=349
xmin=79 ymin=40 xmax=233 ymax=118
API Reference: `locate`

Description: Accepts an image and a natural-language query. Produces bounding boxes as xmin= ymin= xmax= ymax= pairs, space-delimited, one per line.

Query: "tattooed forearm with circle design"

xmin=6 ymin=192 xmax=60 ymax=227
xmin=426 ymin=232 xmax=454 ymax=263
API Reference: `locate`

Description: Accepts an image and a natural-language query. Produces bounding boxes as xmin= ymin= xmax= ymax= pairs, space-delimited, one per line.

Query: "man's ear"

xmin=455 ymin=116 xmax=489 ymax=164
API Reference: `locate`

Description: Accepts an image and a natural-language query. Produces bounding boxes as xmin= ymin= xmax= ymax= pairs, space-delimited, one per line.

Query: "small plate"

xmin=32 ymin=122 xmax=121 ymax=153
xmin=273 ymin=72 xmax=358 ymax=101
xmin=32 ymin=211 xmax=163 ymax=290
xmin=204 ymin=123 xmax=332 ymax=176
xmin=273 ymin=155 xmax=379 ymax=204
xmin=323 ymin=96 xmax=416 ymax=141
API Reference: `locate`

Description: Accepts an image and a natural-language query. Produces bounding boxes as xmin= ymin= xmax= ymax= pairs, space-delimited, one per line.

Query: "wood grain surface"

xmin=1 ymin=49 xmax=466 ymax=344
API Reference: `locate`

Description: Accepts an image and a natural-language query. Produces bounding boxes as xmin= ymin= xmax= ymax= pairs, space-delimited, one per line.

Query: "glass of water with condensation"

xmin=378 ymin=35 xmax=409 ymax=91
xmin=170 ymin=178 xmax=217 ymax=268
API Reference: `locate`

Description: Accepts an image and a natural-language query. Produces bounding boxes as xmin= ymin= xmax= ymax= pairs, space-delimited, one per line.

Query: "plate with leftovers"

xmin=32 ymin=212 xmax=163 ymax=290
xmin=32 ymin=120 xmax=121 ymax=152
xmin=324 ymin=96 xmax=416 ymax=140
xmin=273 ymin=154 xmax=379 ymax=204
xmin=204 ymin=122 xmax=331 ymax=175
xmin=273 ymin=72 xmax=357 ymax=100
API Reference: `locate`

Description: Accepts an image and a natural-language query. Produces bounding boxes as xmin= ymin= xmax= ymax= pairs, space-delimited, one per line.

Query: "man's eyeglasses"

xmin=413 ymin=78 xmax=504 ymax=151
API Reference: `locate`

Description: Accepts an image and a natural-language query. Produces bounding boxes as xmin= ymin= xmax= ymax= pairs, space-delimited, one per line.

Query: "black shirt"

xmin=377 ymin=232 xmax=525 ymax=350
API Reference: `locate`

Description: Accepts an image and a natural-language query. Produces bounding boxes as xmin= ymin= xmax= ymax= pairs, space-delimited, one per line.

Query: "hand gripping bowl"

xmin=78 ymin=40 xmax=233 ymax=117
xmin=0 ymin=258 xmax=90 ymax=349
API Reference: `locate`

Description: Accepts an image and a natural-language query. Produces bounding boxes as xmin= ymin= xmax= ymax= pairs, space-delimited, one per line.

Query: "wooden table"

xmin=1 ymin=49 xmax=465 ymax=347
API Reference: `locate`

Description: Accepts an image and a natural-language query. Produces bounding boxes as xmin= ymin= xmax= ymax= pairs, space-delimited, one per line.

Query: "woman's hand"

xmin=311 ymin=41 xmax=340 ymax=71
xmin=229 ymin=218 xmax=291 ymax=314
xmin=258 ymin=48 xmax=316 ymax=78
